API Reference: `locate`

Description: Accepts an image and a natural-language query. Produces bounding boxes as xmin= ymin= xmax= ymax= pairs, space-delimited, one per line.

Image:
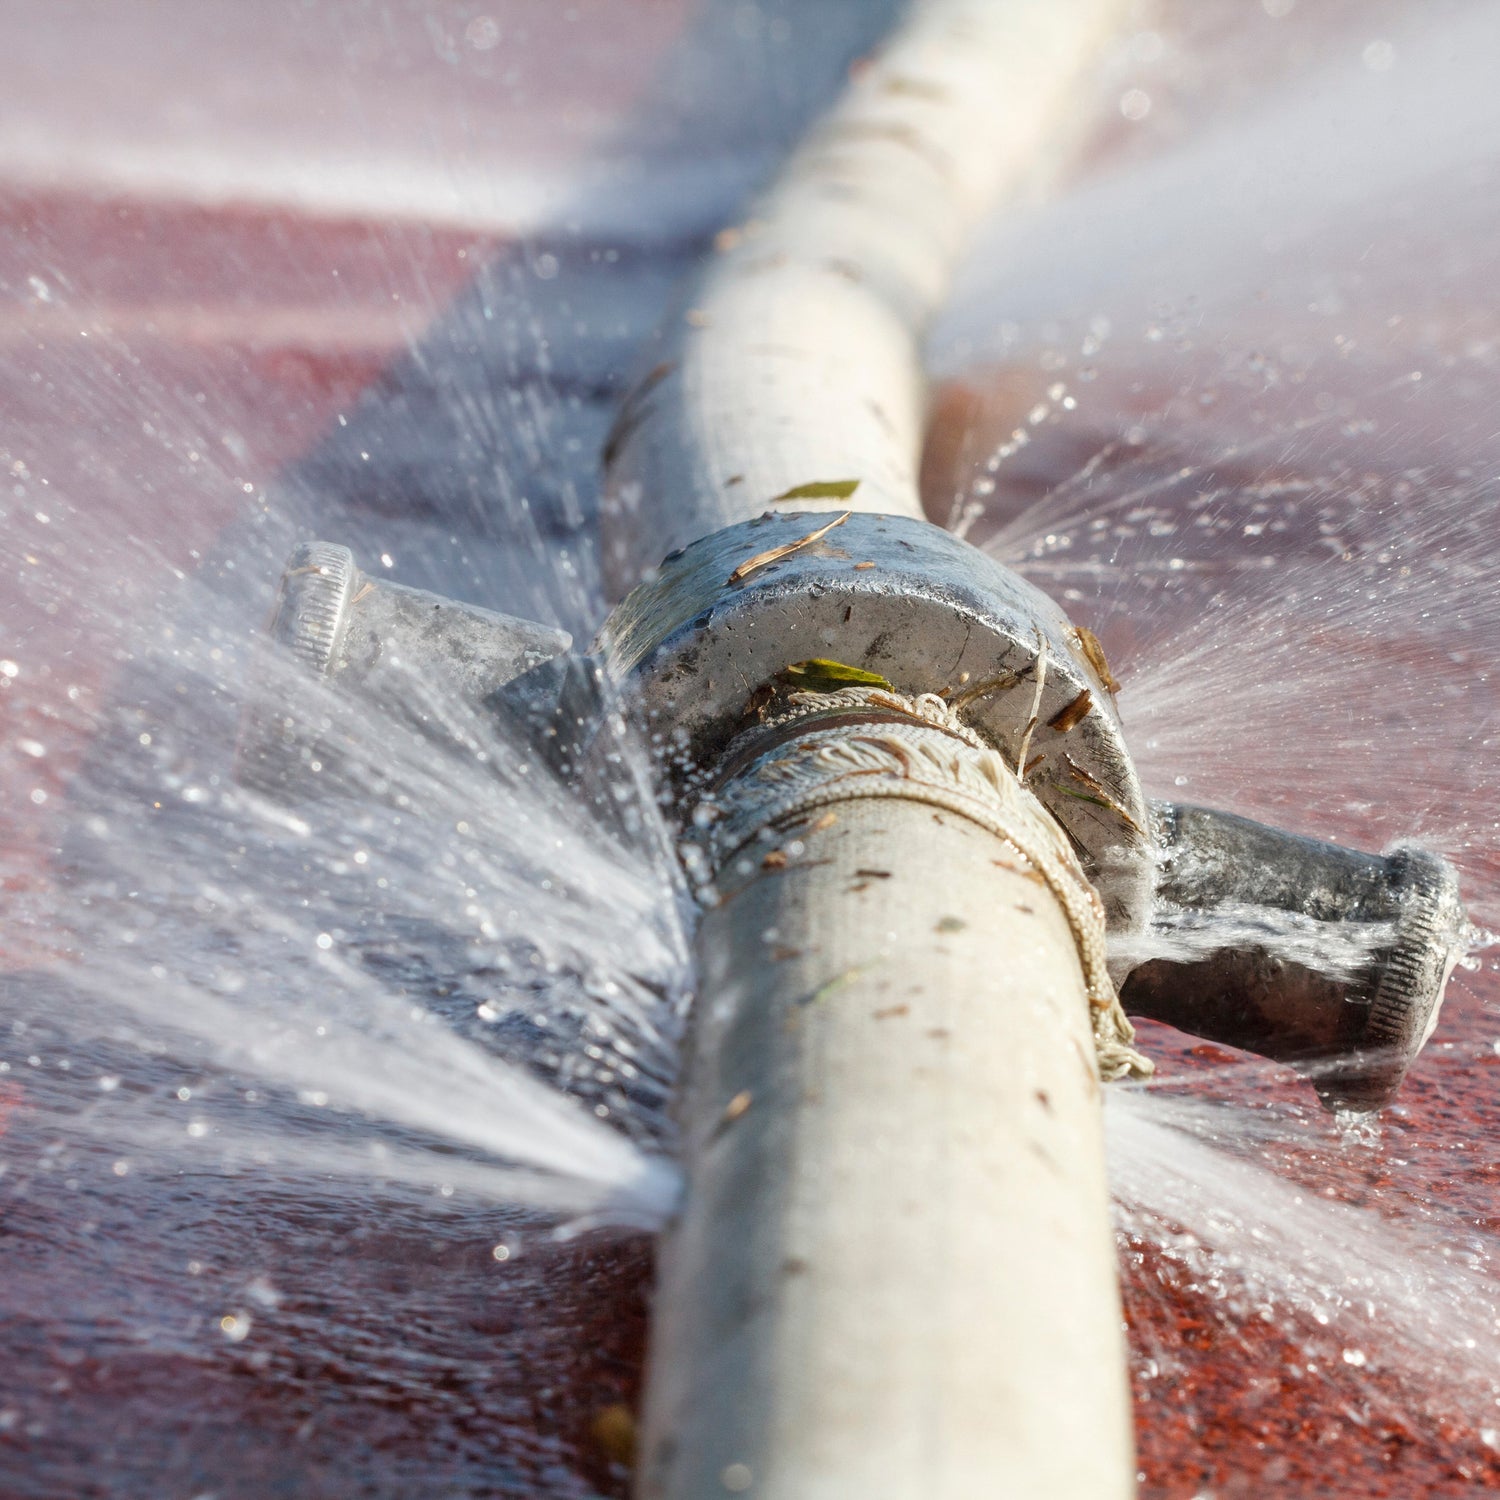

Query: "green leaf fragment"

xmin=782 ymin=658 xmax=894 ymax=693
xmin=773 ymin=478 xmax=861 ymax=502
xmin=803 ymin=967 xmax=865 ymax=1006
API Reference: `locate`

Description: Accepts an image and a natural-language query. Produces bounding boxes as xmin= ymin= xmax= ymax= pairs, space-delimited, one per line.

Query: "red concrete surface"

xmin=1119 ymin=1019 xmax=1500 ymax=1498
xmin=0 ymin=192 xmax=499 ymax=943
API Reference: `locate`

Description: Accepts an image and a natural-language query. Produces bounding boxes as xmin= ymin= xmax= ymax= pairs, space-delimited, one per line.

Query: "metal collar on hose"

xmin=692 ymin=684 xmax=1150 ymax=1080
xmin=598 ymin=508 xmax=1154 ymax=940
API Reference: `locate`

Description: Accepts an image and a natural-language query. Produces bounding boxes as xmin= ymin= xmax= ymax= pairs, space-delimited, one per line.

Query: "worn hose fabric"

xmin=698 ymin=685 xmax=1151 ymax=1081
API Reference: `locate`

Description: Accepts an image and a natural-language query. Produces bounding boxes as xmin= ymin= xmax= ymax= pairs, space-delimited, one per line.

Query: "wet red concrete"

xmin=1123 ymin=1230 xmax=1500 ymax=1499
xmin=1123 ymin=994 xmax=1500 ymax=1498
xmin=0 ymin=191 xmax=508 ymax=938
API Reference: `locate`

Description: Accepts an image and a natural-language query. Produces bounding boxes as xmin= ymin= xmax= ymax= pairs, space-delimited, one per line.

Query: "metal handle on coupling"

xmin=1119 ymin=803 xmax=1468 ymax=1111
xmin=238 ymin=541 xmax=571 ymax=798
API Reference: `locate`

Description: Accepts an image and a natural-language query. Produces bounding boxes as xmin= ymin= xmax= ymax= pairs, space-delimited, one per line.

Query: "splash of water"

xmin=5 ymin=2 xmax=1500 ymax=1493
xmin=4 ymin=552 xmax=690 ymax=1227
xmin=1111 ymin=1083 xmax=1500 ymax=1434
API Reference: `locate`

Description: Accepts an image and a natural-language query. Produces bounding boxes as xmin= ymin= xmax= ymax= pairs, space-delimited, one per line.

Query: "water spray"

xmin=240 ymin=1 xmax=1469 ymax=1495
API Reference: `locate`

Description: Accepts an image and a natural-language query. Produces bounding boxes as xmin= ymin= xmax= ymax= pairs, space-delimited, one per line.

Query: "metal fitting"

xmin=240 ymin=524 xmax=1472 ymax=1114
xmin=598 ymin=510 xmax=1153 ymax=935
xmin=237 ymin=541 xmax=570 ymax=797
xmin=1120 ymin=803 xmax=1468 ymax=1111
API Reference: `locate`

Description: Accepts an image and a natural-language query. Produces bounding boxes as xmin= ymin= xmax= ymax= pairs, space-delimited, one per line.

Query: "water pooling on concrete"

xmin=2 ymin=2 xmax=1500 ymax=1496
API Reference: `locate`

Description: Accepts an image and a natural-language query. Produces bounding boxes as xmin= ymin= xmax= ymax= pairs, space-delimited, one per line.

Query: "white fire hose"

xmin=601 ymin=4 xmax=1141 ymax=1496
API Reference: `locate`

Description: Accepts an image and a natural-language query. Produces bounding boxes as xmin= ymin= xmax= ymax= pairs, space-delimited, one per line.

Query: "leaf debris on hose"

xmin=1068 ymin=624 xmax=1121 ymax=697
xmin=727 ymin=511 xmax=852 ymax=583
xmin=1048 ymin=688 xmax=1092 ymax=733
xmin=1060 ymin=752 xmax=1144 ymax=834
xmin=780 ymin=657 xmax=893 ymax=693
xmin=773 ymin=478 xmax=861 ymax=502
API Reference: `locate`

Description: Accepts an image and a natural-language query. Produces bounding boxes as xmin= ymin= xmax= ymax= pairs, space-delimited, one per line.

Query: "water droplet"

xmin=219 ymin=1312 xmax=252 ymax=1344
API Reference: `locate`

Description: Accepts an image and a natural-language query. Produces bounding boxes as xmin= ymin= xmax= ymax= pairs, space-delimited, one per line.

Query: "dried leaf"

xmin=1069 ymin=625 xmax=1121 ymax=697
xmin=946 ymin=670 xmax=1020 ymax=710
xmin=1015 ymin=629 xmax=1049 ymax=779
xmin=805 ymin=967 xmax=864 ymax=1006
xmin=591 ymin=1405 xmax=637 ymax=1466
xmin=882 ymin=74 xmax=948 ymax=100
xmin=1056 ymin=755 xmax=1145 ymax=836
xmin=727 ymin=511 xmax=851 ymax=584
xmin=1048 ymin=688 xmax=1093 ymax=734
xmin=602 ymin=361 xmax=675 ymax=468
xmin=721 ymin=1089 xmax=753 ymax=1125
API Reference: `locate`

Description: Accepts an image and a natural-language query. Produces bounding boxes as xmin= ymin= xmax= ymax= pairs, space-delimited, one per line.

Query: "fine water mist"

xmin=9 ymin=599 xmax=690 ymax=1219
